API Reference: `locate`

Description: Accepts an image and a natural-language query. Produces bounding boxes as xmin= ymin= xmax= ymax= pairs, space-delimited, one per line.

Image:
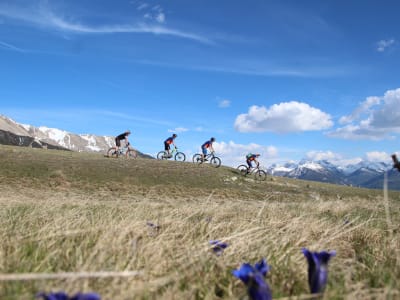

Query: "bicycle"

xmin=106 ymin=143 xmax=137 ymax=159
xmin=192 ymin=152 xmax=221 ymax=168
xmin=236 ymin=164 xmax=267 ymax=181
xmin=157 ymin=146 xmax=186 ymax=161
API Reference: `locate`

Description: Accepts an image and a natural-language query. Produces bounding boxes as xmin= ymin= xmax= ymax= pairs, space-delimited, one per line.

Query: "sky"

xmin=1 ymin=0 xmax=400 ymax=167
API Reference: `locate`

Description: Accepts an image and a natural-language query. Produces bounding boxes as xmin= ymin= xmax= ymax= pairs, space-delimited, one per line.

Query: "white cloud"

xmin=218 ymin=99 xmax=231 ymax=108
xmin=213 ymin=141 xmax=278 ymax=167
xmin=339 ymin=96 xmax=381 ymax=124
xmin=377 ymin=39 xmax=395 ymax=52
xmin=137 ymin=3 xmax=149 ymax=11
xmin=0 ymin=3 xmax=211 ymax=44
xmin=168 ymin=127 xmax=188 ymax=133
xmin=306 ymin=150 xmax=342 ymax=161
xmin=0 ymin=40 xmax=25 ymax=52
xmin=234 ymin=101 xmax=333 ymax=133
xmin=329 ymin=88 xmax=400 ymax=140
xmin=366 ymin=151 xmax=389 ymax=162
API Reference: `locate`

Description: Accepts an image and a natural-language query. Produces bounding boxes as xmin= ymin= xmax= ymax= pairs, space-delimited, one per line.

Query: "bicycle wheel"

xmin=237 ymin=165 xmax=248 ymax=176
xmin=210 ymin=156 xmax=221 ymax=168
xmin=192 ymin=153 xmax=202 ymax=164
xmin=175 ymin=152 xmax=186 ymax=162
xmin=157 ymin=151 xmax=167 ymax=160
xmin=127 ymin=149 xmax=137 ymax=159
xmin=254 ymin=170 xmax=267 ymax=181
xmin=107 ymin=147 xmax=118 ymax=158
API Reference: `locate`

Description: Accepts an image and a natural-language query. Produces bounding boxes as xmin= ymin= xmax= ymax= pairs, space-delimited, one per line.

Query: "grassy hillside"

xmin=0 ymin=145 xmax=399 ymax=299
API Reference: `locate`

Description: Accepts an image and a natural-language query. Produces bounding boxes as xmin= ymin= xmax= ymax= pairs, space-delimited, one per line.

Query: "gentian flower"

xmin=232 ymin=258 xmax=272 ymax=300
xmin=36 ymin=292 xmax=101 ymax=300
xmin=302 ymin=248 xmax=336 ymax=294
xmin=209 ymin=240 xmax=228 ymax=255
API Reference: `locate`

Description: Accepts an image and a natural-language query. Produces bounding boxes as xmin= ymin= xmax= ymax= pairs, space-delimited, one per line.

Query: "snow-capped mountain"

xmin=0 ymin=115 xmax=114 ymax=152
xmin=268 ymin=159 xmax=399 ymax=190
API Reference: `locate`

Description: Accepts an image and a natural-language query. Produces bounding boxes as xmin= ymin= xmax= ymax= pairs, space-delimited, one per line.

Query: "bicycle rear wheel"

xmin=175 ymin=152 xmax=186 ymax=161
xmin=107 ymin=147 xmax=118 ymax=158
xmin=192 ymin=154 xmax=202 ymax=164
xmin=254 ymin=170 xmax=267 ymax=181
xmin=210 ymin=156 xmax=221 ymax=168
xmin=157 ymin=151 xmax=167 ymax=160
xmin=237 ymin=165 xmax=248 ymax=176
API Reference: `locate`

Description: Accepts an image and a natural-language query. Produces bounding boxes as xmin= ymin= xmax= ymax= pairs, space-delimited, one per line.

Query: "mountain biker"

xmin=246 ymin=153 xmax=260 ymax=171
xmin=201 ymin=137 xmax=215 ymax=161
xmin=115 ymin=130 xmax=131 ymax=157
xmin=164 ymin=133 xmax=177 ymax=158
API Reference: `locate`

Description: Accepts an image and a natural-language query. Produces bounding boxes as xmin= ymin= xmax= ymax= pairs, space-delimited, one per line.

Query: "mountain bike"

xmin=236 ymin=164 xmax=267 ymax=181
xmin=157 ymin=146 xmax=186 ymax=161
xmin=192 ymin=152 xmax=221 ymax=168
xmin=106 ymin=143 xmax=137 ymax=159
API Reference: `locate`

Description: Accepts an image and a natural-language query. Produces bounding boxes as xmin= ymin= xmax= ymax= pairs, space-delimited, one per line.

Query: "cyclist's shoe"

xmin=168 ymin=154 xmax=173 ymax=158
xmin=204 ymin=158 xmax=208 ymax=161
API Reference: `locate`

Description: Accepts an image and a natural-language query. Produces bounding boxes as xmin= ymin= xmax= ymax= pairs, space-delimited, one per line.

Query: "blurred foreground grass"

xmin=0 ymin=145 xmax=399 ymax=299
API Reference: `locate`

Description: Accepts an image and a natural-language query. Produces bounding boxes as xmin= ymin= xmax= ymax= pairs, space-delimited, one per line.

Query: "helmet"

xmin=210 ymin=137 xmax=215 ymax=142
xmin=126 ymin=130 xmax=131 ymax=134
xmin=172 ymin=133 xmax=177 ymax=138
xmin=256 ymin=154 xmax=260 ymax=156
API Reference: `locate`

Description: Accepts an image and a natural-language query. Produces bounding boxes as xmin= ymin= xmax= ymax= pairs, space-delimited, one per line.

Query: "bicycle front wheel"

xmin=157 ymin=151 xmax=167 ymax=160
xmin=210 ymin=157 xmax=221 ymax=168
xmin=127 ymin=149 xmax=137 ymax=159
xmin=175 ymin=152 xmax=186 ymax=162
xmin=107 ymin=147 xmax=118 ymax=158
xmin=254 ymin=170 xmax=267 ymax=181
xmin=237 ymin=165 xmax=248 ymax=176
xmin=192 ymin=154 xmax=202 ymax=164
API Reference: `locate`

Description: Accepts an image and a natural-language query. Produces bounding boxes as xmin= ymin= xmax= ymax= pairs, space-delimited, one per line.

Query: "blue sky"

xmin=1 ymin=0 xmax=400 ymax=167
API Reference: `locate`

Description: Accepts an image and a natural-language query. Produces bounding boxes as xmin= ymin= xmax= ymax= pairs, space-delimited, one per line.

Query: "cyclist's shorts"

xmin=115 ymin=138 xmax=121 ymax=147
xmin=202 ymin=147 xmax=207 ymax=155
xmin=164 ymin=142 xmax=170 ymax=151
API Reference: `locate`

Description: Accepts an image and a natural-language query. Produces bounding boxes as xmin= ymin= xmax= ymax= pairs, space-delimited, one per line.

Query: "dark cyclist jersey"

xmin=202 ymin=141 xmax=212 ymax=148
xmin=116 ymin=133 xmax=128 ymax=140
xmin=164 ymin=137 xmax=175 ymax=144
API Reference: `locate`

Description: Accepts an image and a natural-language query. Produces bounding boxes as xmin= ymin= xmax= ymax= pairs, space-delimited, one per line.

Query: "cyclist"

xmin=201 ymin=137 xmax=216 ymax=161
xmin=164 ymin=133 xmax=177 ymax=158
xmin=246 ymin=153 xmax=260 ymax=172
xmin=115 ymin=130 xmax=131 ymax=157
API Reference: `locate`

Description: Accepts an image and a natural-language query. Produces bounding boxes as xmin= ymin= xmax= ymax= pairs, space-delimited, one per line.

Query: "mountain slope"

xmin=0 ymin=115 xmax=155 ymax=159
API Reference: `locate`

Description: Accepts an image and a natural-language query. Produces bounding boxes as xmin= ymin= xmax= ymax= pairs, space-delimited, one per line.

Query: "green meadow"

xmin=0 ymin=145 xmax=399 ymax=299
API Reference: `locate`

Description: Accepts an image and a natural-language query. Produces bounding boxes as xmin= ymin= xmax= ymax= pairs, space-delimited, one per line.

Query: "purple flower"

xmin=36 ymin=292 xmax=100 ymax=300
xmin=209 ymin=240 xmax=228 ymax=255
xmin=36 ymin=292 xmax=69 ymax=300
xmin=70 ymin=293 xmax=101 ymax=300
xmin=232 ymin=258 xmax=272 ymax=300
xmin=302 ymin=248 xmax=336 ymax=294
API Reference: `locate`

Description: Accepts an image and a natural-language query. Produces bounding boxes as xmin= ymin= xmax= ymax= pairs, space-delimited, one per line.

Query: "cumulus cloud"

xmin=234 ymin=101 xmax=333 ymax=133
xmin=366 ymin=151 xmax=389 ymax=162
xmin=218 ymin=99 xmax=231 ymax=108
xmin=306 ymin=150 xmax=342 ymax=161
xmin=377 ymin=39 xmax=395 ymax=52
xmin=213 ymin=141 xmax=278 ymax=167
xmin=329 ymin=88 xmax=400 ymax=140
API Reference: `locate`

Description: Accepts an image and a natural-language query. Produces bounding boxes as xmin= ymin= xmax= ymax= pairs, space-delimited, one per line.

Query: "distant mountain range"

xmin=0 ymin=115 xmax=151 ymax=158
xmin=267 ymin=159 xmax=400 ymax=190
xmin=1 ymin=114 xmax=400 ymax=190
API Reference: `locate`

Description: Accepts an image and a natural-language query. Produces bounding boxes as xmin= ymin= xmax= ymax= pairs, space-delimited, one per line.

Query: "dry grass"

xmin=0 ymin=145 xmax=399 ymax=299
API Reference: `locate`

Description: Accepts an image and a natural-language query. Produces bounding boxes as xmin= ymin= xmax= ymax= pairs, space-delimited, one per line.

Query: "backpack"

xmin=246 ymin=153 xmax=253 ymax=159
